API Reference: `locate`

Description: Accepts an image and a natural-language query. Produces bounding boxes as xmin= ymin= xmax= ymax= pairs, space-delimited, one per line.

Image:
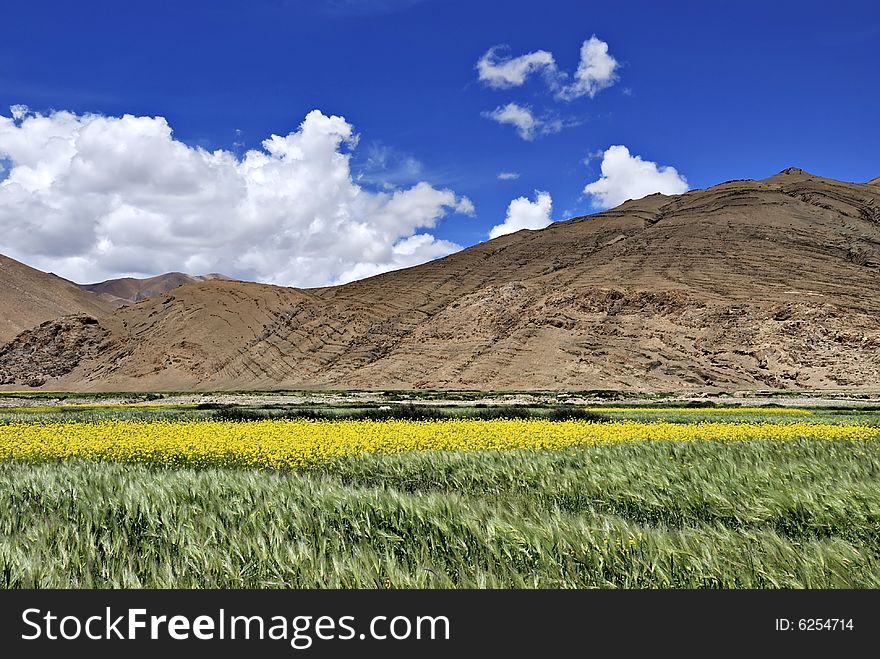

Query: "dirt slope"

xmin=0 ymin=254 xmax=120 ymax=345
xmin=79 ymin=272 xmax=230 ymax=302
xmin=3 ymin=168 xmax=880 ymax=391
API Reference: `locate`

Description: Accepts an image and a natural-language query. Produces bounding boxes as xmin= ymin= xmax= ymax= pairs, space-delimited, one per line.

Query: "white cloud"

xmin=488 ymin=190 xmax=553 ymax=239
xmin=482 ymin=103 xmax=537 ymax=140
xmin=0 ymin=106 xmax=474 ymax=286
xmin=497 ymin=171 xmax=520 ymax=180
xmin=476 ymin=47 xmax=557 ymax=89
xmin=583 ymin=145 xmax=689 ymax=209
xmin=334 ymin=233 xmax=459 ymax=283
xmin=555 ymin=36 xmax=620 ymax=100
xmin=481 ymin=103 xmax=563 ymax=141
xmin=9 ymin=105 xmax=29 ymax=121
xmin=454 ymin=196 xmax=476 ymax=215
xmin=476 ymin=36 xmax=619 ymax=101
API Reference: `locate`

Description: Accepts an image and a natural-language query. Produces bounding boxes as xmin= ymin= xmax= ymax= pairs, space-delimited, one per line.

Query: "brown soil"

xmin=0 ymin=254 xmax=120 ymax=345
xmin=2 ymin=167 xmax=879 ymax=392
xmin=78 ymin=272 xmax=230 ymax=302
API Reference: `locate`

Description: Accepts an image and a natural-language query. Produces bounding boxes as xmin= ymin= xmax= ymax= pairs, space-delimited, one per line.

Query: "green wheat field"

xmin=1 ymin=396 xmax=878 ymax=588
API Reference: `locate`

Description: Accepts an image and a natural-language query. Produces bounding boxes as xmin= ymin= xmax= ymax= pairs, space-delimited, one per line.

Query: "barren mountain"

xmin=0 ymin=254 xmax=120 ymax=346
xmin=78 ymin=272 xmax=230 ymax=302
xmin=3 ymin=167 xmax=880 ymax=391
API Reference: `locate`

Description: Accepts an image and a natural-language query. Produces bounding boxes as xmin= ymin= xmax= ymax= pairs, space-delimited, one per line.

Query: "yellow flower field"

xmin=0 ymin=419 xmax=876 ymax=470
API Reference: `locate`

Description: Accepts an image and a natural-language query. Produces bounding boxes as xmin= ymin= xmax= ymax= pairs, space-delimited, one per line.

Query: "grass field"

xmin=1 ymin=399 xmax=878 ymax=588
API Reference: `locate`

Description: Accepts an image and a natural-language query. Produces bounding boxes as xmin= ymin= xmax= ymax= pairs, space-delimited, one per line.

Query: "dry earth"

xmin=0 ymin=254 xmax=120 ymax=346
xmin=3 ymin=390 xmax=880 ymax=409
xmin=2 ymin=168 xmax=879 ymax=391
xmin=78 ymin=272 xmax=230 ymax=302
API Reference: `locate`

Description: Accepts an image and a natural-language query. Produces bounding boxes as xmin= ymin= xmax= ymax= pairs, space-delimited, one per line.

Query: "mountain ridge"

xmin=2 ymin=168 xmax=880 ymax=391
xmin=0 ymin=254 xmax=121 ymax=346
xmin=77 ymin=272 xmax=231 ymax=302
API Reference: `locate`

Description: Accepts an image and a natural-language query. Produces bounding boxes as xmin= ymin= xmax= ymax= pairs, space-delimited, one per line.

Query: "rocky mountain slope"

xmin=2 ymin=168 xmax=879 ymax=391
xmin=0 ymin=254 xmax=120 ymax=346
xmin=78 ymin=272 xmax=230 ymax=302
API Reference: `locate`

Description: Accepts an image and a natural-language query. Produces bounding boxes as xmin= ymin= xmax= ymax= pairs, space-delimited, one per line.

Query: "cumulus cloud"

xmin=476 ymin=36 xmax=619 ymax=100
xmin=476 ymin=47 xmax=557 ymax=89
xmin=481 ymin=103 xmax=562 ymax=141
xmin=583 ymin=145 xmax=689 ymax=209
xmin=497 ymin=171 xmax=520 ymax=180
xmin=9 ymin=105 xmax=29 ymax=121
xmin=555 ymin=36 xmax=620 ymax=100
xmin=482 ymin=103 xmax=537 ymax=140
xmin=488 ymin=190 xmax=553 ymax=239
xmin=0 ymin=106 xmax=474 ymax=286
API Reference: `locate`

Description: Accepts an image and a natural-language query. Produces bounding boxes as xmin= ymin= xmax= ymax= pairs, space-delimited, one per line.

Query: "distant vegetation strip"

xmin=0 ymin=419 xmax=877 ymax=470
xmin=0 ymin=403 xmax=202 ymax=413
xmin=0 ymin=402 xmax=820 ymax=420
xmin=584 ymin=406 xmax=811 ymax=414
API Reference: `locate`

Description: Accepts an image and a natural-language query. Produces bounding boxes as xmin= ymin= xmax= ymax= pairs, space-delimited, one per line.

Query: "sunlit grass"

xmin=1 ymin=439 xmax=877 ymax=588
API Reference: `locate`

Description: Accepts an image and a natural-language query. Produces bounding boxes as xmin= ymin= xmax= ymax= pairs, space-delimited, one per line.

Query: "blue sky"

xmin=0 ymin=0 xmax=877 ymax=285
